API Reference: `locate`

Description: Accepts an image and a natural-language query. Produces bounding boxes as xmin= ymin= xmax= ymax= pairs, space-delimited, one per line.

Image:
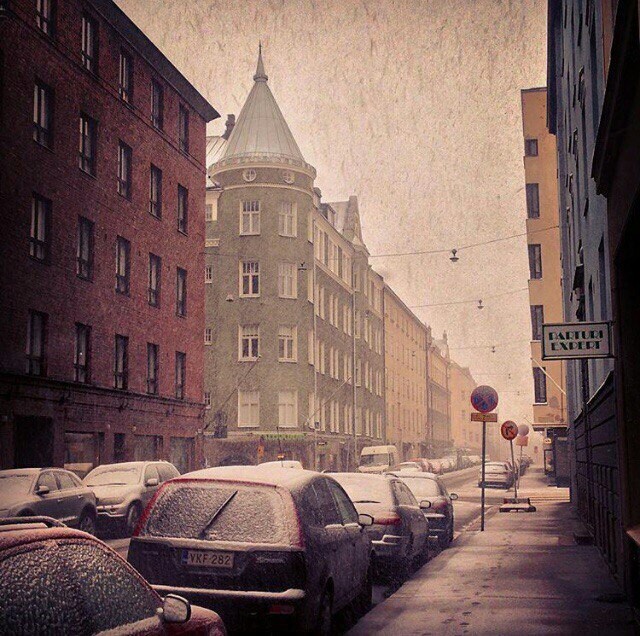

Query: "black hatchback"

xmin=128 ymin=466 xmax=374 ymax=634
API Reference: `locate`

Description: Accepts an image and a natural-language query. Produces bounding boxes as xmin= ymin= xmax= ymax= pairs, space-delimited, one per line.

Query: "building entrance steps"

xmin=349 ymin=469 xmax=637 ymax=635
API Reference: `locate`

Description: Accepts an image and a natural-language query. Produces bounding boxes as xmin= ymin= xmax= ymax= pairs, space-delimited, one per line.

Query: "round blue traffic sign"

xmin=471 ymin=385 xmax=499 ymax=414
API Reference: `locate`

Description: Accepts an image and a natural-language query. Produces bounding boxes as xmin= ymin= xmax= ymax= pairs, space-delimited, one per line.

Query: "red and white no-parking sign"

xmin=501 ymin=420 xmax=518 ymax=441
xmin=470 ymin=385 xmax=499 ymax=414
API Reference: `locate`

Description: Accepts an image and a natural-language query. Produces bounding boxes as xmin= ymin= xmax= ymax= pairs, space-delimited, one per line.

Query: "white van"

xmin=357 ymin=445 xmax=399 ymax=474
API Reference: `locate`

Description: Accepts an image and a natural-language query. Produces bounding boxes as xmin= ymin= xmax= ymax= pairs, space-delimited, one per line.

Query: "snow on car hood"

xmin=89 ymin=484 xmax=137 ymax=503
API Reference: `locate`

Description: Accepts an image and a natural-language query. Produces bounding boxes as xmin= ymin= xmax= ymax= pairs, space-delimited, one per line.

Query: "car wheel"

xmin=78 ymin=511 xmax=96 ymax=535
xmin=124 ymin=502 xmax=141 ymax=536
xmin=313 ymin=588 xmax=333 ymax=636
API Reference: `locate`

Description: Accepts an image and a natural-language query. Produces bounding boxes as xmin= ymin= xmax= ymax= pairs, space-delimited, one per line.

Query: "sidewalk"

xmin=349 ymin=469 xmax=637 ymax=635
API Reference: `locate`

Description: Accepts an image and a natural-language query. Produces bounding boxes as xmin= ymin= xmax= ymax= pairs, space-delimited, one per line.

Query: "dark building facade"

xmin=0 ymin=0 xmax=218 ymax=474
xmin=591 ymin=0 xmax=640 ymax=610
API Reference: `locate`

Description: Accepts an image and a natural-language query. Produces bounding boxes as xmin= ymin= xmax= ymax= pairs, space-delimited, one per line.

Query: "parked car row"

xmin=477 ymin=456 xmax=532 ymax=489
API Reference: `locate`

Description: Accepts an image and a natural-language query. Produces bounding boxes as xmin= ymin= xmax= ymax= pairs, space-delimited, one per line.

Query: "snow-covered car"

xmin=384 ymin=461 xmax=423 ymax=474
xmin=331 ymin=472 xmax=430 ymax=578
xmin=257 ymin=460 xmax=303 ymax=469
xmin=83 ymin=461 xmax=179 ymax=535
xmin=0 ymin=516 xmax=226 ymax=635
xmin=478 ymin=462 xmax=514 ymax=489
xmin=388 ymin=472 xmax=458 ymax=548
xmin=127 ymin=466 xmax=373 ymax=634
xmin=0 ymin=468 xmax=97 ymax=534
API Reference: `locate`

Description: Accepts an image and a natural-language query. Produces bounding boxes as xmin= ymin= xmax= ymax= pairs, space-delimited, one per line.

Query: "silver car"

xmin=83 ymin=461 xmax=179 ymax=535
xmin=0 ymin=468 xmax=97 ymax=533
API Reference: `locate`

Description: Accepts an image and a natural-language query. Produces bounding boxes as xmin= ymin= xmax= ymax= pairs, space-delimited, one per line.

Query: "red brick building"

xmin=0 ymin=0 xmax=219 ymax=474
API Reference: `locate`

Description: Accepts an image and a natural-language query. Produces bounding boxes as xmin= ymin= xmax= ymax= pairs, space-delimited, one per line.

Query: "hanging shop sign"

xmin=541 ymin=322 xmax=612 ymax=360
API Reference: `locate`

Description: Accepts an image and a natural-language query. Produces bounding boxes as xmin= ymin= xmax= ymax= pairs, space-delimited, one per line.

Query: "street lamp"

xmin=477 ymin=299 xmax=484 ymax=310
xmin=450 ymin=249 xmax=459 ymax=263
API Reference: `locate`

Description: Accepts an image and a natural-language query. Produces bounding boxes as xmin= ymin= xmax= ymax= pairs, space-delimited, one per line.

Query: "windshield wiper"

xmin=199 ymin=491 xmax=238 ymax=539
xmin=353 ymin=499 xmax=381 ymax=504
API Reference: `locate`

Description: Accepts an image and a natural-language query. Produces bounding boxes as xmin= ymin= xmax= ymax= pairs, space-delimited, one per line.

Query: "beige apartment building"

xmin=201 ymin=51 xmax=384 ymax=470
xmin=449 ymin=362 xmax=480 ymax=454
xmin=521 ymin=88 xmax=567 ymax=437
xmin=383 ymin=286 xmax=429 ymax=461
xmin=427 ymin=330 xmax=452 ymax=457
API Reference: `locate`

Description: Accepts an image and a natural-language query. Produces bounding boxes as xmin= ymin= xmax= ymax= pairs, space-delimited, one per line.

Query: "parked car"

xmin=478 ymin=462 xmax=514 ymax=489
xmin=408 ymin=458 xmax=434 ymax=472
xmin=83 ymin=461 xmax=180 ymax=535
xmin=128 ymin=466 xmax=373 ymax=634
xmin=428 ymin=460 xmax=444 ymax=475
xmin=0 ymin=468 xmax=97 ymax=534
xmin=388 ymin=472 xmax=458 ymax=548
xmin=0 ymin=516 xmax=225 ymax=635
xmin=331 ymin=472 xmax=429 ymax=578
xmin=384 ymin=461 xmax=423 ymax=474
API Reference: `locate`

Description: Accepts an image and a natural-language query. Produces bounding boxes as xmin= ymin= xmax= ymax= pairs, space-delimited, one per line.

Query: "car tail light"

xmin=431 ymin=500 xmax=448 ymax=513
xmin=284 ymin=490 xmax=305 ymax=548
xmin=374 ymin=513 xmax=402 ymax=526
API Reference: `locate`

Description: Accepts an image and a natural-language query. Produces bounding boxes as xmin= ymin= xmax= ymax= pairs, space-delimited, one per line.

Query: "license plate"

xmin=182 ymin=549 xmax=234 ymax=569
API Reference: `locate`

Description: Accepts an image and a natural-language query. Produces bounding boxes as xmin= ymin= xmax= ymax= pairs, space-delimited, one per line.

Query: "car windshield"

xmin=84 ymin=466 xmax=141 ymax=486
xmin=400 ymin=478 xmax=441 ymax=498
xmin=0 ymin=473 xmax=34 ymax=495
xmin=143 ymin=482 xmax=288 ymax=544
xmin=360 ymin=454 xmax=390 ymax=466
xmin=332 ymin=475 xmax=393 ymax=505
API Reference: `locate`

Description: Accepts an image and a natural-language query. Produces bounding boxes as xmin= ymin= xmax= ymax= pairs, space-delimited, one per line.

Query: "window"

xmin=204 ymin=328 xmax=212 ymax=345
xmin=205 ymin=265 xmax=213 ymax=283
xmin=278 ymin=325 xmax=297 ymax=362
xmin=79 ymin=113 xmax=96 ymax=175
xmin=26 ymin=310 xmax=47 ymax=375
xmin=206 ymin=203 xmax=214 ymax=221
xmin=239 ymin=325 xmax=259 ymax=360
xmin=175 ymin=352 xmax=186 ymax=399
xmin=81 ymin=15 xmax=98 ymax=73
xmin=278 ymin=262 xmax=297 ymax=298
xmin=238 ymin=391 xmax=259 ymax=427
xmin=148 ymin=253 xmax=161 ymax=306
xmin=114 ymin=335 xmax=128 ymax=390
xmin=177 ymin=185 xmax=188 ymax=234
xmin=77 ymin=216 xmax=94 ymax=279
xmin=278 ymin=391 xmax=297 ymax=428
xmin=115 ymin=236 xmax=130 ymax=294
xmin=240 ymin=200 xmax=260 ymax=235
xmin=147 ymin=343 xmax=158 ymax=394
xmin=204 ymin=391 xmax=212 ymax=409
xmin=279 ymin=201 xmax=297 ymax=237
xmin=149 ymin=165 xmax=162 ymax=218
xmin=176 ymin=268 xmax=187 ymax=316
xmin=526 ymin=183 xmax=540 ymax=218
xmin=36 ymin=0 xmax=55 ymax=36
xmin=30 ymin=194 xmax=50 ymax=262
xmin=240 ymin=261 xmax=260 ymax=297
xmin=530 ymin=305 xmax=544 ymax=341
xmin=151 ymin=80 xmax=164 ymax=129
xmin=74 ymin=323 xmax=91 ymax=383
xmin=33 ymin=82 xmax=53 ymax=147
xmin=524 ymin=138 xmax=538 ymax=156
xmin=118 ymin=50 xmax=132 ymax=103
xmin=178 ymin=105 xmax=189 ymax=153
xmin=533 ymin=367 xmax=547 ymax=403
xmin=528 ymin=244 xmax=542 ymax=279
xmin=117 ymin=142 xmax=132 ymax=198
xmin=598 ymin=238 xmax=608 ymax=320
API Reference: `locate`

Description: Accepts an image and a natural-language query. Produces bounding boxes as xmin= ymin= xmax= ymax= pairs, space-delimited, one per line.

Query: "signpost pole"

xmin=510 ymin=438 xmax=518 ymax=500
xmin=481 ymin=421 xmax=487 ymax=532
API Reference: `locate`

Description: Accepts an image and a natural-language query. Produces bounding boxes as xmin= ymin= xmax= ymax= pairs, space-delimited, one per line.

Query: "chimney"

xmin=222 ymin=114 xmax=235 ymax=140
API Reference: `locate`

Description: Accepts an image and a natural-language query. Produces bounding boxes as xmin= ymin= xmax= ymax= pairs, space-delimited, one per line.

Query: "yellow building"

xmin=521 ymin=88 xmax=567 ymax=436
xmin=383 ymin=286 xmax=428 ymax=461
xmin=427 ymin=330 xmax=451 ymax=457
xmin=449 ymin=362 xmax=480 ymax=454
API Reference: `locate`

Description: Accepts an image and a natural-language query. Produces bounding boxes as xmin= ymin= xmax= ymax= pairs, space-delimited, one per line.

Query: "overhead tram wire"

xmin=409 ymin=287 xmax=528 ymax=309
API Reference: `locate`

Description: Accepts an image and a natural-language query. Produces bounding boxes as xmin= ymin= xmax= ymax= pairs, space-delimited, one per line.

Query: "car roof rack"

xmin=0 ymin=516 xmax=65 ymax=529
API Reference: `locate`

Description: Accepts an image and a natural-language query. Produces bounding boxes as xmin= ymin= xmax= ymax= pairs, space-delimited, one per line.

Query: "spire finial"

xmin=254 ymin=42 xmax=268 ymax=82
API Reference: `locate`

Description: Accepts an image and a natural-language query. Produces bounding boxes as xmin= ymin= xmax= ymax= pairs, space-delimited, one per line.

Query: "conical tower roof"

xmin=220 ymin=47 xmax=307 ymax=167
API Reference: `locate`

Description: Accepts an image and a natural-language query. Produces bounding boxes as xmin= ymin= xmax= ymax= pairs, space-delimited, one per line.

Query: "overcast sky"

xmin=117 ymin=0 xmax=548 ymax=425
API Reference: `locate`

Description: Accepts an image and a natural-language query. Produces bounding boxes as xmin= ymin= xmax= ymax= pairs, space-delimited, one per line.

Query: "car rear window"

xmin=332 ymin=475 xmax=393 ymax=505
xmin=143 ymin=481 xmax=289 ymax=544
xmin=486 ymin=465 xmax=507 ymax=473
xmin=400 ymin=477 xmax=441 ymax=498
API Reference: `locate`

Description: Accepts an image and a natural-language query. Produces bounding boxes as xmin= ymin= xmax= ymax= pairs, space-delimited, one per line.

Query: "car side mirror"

xmin=358 ymin=513 xmax=374 ymax=527
xmin=36 ymin=485 xmax=50 ymax=496
xmin=160 ymin=594 xmax=191 ymax=624
xmin=450 ymin=493 xmax=459 ymax=501
xmin=420 ymin=500 xmax=432 ymax=509
xmin=145 ymin=478 xmax=159 ymax=487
